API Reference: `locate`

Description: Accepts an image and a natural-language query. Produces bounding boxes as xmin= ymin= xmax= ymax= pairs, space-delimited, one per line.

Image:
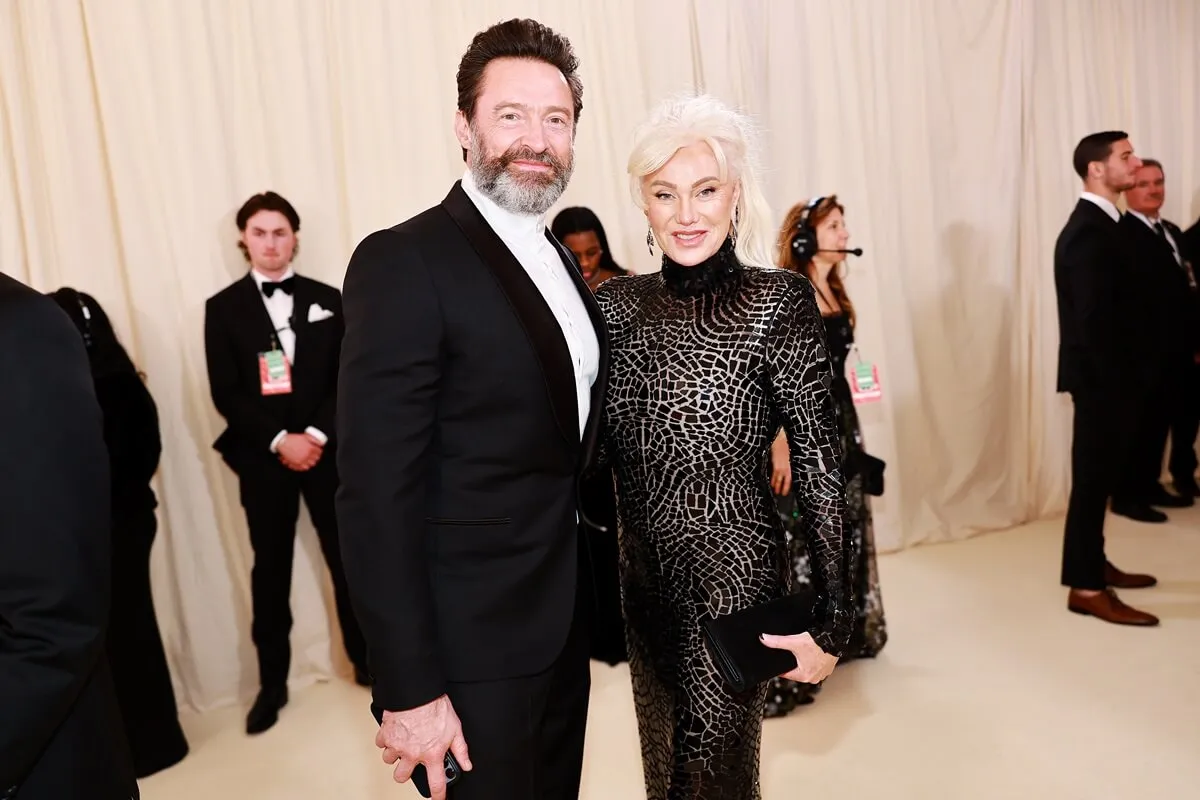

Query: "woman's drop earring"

xmin=646 ymin=226 xmax=655 ymax=254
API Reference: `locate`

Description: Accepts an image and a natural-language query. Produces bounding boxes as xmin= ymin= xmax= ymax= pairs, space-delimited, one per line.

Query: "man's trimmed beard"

xmin=468 ymin=124 xmax=574 ymax=216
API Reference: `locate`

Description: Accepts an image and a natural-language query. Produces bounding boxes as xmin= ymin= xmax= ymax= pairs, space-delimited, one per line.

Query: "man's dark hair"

xmin=236 ymin=191 xmax=300 ymax=233
xmin=1072 ymin=131 xmax=1128 ymax=180
xmin=235 ymin=191 xmax=300 ymax=262
xmin=455 ymin=18 xmax=583 ymax=160
xmin=1138 ymin=157 xmax=1163 ymax=173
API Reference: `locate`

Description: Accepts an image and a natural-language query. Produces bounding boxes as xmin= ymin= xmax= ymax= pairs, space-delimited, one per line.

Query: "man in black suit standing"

xmin=0 ymin=273 xmax=139 ymax=800
xmin=204 ymin=192 xmax=368 ymax=735
xmin=336 ymin=18 xmax=608 ymax=800
xmin=1119 ymin=159 xmax=1200 ymax=502
xmin=1054 ymin=131 xmax=1159 ymax=627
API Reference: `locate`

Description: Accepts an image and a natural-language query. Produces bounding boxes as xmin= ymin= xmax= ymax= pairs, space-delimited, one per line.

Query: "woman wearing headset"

xmin=765 ymin=196 xmax=888 ymax=716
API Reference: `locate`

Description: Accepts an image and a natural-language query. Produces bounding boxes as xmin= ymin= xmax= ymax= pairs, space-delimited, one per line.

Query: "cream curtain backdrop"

xmin=2 ymin=0 xmax=1197 ymax=711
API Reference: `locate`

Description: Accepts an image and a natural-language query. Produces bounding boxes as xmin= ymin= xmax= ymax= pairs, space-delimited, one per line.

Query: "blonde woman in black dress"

xmin=596 ymin=95 xmax=853 ymax=800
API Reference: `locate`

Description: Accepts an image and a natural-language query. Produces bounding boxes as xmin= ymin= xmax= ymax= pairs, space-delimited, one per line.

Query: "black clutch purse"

xmin=700 ymin=587 xmax=819 ymax=693
xmin=848 ymin=450 xmax=886 ymax=497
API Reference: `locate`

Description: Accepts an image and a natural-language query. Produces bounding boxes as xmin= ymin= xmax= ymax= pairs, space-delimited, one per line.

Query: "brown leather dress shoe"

xmin=1068 ymin=588 xmax=1159 ymax=626
xmin=1105 ymin=563 xmax=1157 ymax=589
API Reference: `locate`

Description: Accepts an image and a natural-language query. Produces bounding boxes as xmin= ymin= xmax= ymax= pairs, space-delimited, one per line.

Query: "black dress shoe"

xmin=1110 ymin=502 xmax=1168 ymax=523
xmin=246 ymin=686 xmax=288 ymax=735
xmin=1145 ymin=487 xmax=1193 ymax=508
xmin=353 ymin=665 xmax=372 ymax=687
xmin=1173 ymin=477 xmax=1200 ymax=497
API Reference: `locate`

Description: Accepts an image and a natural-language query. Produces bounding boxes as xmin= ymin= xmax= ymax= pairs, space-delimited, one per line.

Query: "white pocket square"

xmin=307 ymin=304 xmax=335 ymax=323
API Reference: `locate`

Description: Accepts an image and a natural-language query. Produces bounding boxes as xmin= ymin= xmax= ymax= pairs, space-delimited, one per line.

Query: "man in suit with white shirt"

xmin=1120 ymin=160 xmax=1200 ymax=500
xmin=1054 ymin=131 xmax=1159 ymax=627
xmin=336 ymin=18 xmax=609 ymax=800
xmin=204 ymin=191 xmax=367 ymax=735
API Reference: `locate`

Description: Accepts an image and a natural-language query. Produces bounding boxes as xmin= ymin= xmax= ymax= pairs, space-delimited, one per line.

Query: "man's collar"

xmin=460 ymin=169 xmax=546 ymax=241
xmin=1080 ymin=191 xmax=1120 ymax=223
xmin=251 ymin=266 xmax=296 ymax=287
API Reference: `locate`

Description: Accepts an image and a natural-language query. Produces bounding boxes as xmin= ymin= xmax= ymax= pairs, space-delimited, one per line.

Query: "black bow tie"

xmin=261 ymin=277 xmax=295 ymax=298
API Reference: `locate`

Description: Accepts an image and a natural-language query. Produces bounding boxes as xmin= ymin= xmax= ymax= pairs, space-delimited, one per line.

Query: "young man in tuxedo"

xmin=204 ymin=192 xmax=368 ymax=735
xmin=336 ymin=18 xmax=608 ymax=800
xmin=1054 ymin=131 xmax=1159 ymax=627
xmin=0 ymin=273 xmax=139 ymax=800
xmin=1118 ymin=159 xmax=1200 ymax=504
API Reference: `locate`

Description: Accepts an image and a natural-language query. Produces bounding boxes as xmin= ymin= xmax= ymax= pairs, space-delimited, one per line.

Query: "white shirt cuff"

xmin=305 ymin=427 xmax=328 ymax=445
xmin=269 ymin=430 xmax=288 ymax=453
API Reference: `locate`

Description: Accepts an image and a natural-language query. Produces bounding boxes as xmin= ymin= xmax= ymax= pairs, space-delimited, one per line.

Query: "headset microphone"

xmin=818 ymin=247 xmax=863 ymax=256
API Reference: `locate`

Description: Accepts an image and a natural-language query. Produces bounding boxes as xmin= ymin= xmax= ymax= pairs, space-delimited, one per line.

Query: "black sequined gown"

xmin=595 ymin=241 xmax=853 ymax=800
xmin=765 ymin=311 xmax=888 ymax=717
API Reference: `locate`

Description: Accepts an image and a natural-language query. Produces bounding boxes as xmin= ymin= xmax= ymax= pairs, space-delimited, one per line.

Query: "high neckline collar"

xmin=461 ymin=169 xmax=546 ymax=241
xmin=660 ymin=236 xmax=742 ymax=298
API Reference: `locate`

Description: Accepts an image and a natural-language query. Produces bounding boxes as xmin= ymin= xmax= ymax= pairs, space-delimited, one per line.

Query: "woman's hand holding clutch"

xmin=759 ymin=631 xmax=838 ymax=683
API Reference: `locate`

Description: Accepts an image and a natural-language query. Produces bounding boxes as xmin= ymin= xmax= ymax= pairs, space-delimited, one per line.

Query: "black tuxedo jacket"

xmin=0 ymin=274 xmax=138 ymax=800
xmin=1054 ymin=199 xmax=1154 ymax=400
xmin=1184 ymin=216 xmax=1200 ymax=266
xmin=336 ymin=182 xmax=610 ymax=713
xmin=204 ymin=273 xmax=344 ymax=473
xmin=1119 ymin=213 xmax=1200 ymax=364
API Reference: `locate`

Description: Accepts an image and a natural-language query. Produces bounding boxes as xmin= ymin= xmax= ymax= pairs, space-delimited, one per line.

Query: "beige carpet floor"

xmin=141 ymin=511 xmax=1200 ymax=799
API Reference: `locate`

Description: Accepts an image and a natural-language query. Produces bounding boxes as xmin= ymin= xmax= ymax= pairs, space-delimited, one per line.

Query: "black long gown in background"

xmin=578 ymin=468 xmax=629 ymax=665
xmin=765 ymin=310 xmax=888 ymax=716
xmin=49 ymin=288 xmax=188 ymax=778
xmin=98 ymin=371 xmax=189 ymax=777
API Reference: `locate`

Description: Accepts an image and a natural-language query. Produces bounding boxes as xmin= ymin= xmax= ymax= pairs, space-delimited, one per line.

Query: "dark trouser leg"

xmin=1168 ymin=363 xmax=1200 ymax=484
xmin=532 ymin=596 xmax=590 ymax=800
xmin=1062 ymin=394 xmax=1114 ymax=590
xmin=1115 ymin=373 xmax=1169 ymax=502
xmin=300 ymin=453 xmax=368 ymax=672
xmin=444 ymin=600 xmax=590 ymax=800
xmin=240 ymin=463 xmax=302 ymax=690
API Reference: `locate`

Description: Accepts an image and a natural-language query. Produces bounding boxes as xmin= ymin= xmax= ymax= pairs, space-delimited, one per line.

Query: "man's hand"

xmin=760 ymin=631 xmax=839 ymax=684
xmin=277 ymin=433 xmax=321 ymax=471
xmin=376 ymin=695 xmax=472 ymax=800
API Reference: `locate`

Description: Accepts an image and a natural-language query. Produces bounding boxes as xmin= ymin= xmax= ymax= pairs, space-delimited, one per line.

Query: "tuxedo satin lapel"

xmin=442 ymin=182 xmax=578 ymax=447
xmin=240 ymin=274 xmax=280 ymax=348
xmin=547 ymin=232 xmax=609 ymax=469
xmin=290 ymin=275 xmax=310 ymax=367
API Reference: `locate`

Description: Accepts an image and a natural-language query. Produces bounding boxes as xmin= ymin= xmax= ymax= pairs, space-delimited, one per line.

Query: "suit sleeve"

xmin=765 ymin=277 xmax=852 ymax=658
xmin=204 ymin=297 xmax=285 ymax=453
xmin=0 ymin=295 xmax=112 ymax=788
xmin=336 ymin=230 xmax=445 ymax=712
xmin=1063 ymin=229 xmax=1127 ymax=386
xmin=308 ymin=288 xmax=344 ymax=443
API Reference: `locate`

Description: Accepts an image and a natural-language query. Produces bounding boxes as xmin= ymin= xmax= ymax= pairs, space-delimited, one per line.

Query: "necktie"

xmin=261 ymin=276 xmax=295 ymax=298
xmin=1154 ymin=221 xmax=1167 ymax=240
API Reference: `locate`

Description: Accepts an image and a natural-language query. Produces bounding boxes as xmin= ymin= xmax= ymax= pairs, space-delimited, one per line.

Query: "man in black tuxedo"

xmin=0 ymin=273 xmax=139 ymax=800
xmin=336 ymin=18 xmax=608 ymax=800
xmin=1054 ymin=131 xmax=1159 ymax=627
xmin=204 ymin=192 xmax=367 ymax=735
xmin=1118 ymin=159 xmax=1200 ymax=503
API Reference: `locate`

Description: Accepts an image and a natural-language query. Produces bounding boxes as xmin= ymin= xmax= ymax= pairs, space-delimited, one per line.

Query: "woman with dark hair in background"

xmin=764 ymin=195 xmax=888 ymax=716
xmin=552 ymin=205 xmax=630 ymax=291
xmin=550 ymin=206 xmax=628 ymax=666
xmin=49 ymin=288 xmax=188 ymax=777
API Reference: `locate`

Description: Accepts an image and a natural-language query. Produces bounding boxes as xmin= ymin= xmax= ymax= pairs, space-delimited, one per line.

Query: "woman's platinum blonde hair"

xmin=627 ymin=93 xmax=774 ymax=269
